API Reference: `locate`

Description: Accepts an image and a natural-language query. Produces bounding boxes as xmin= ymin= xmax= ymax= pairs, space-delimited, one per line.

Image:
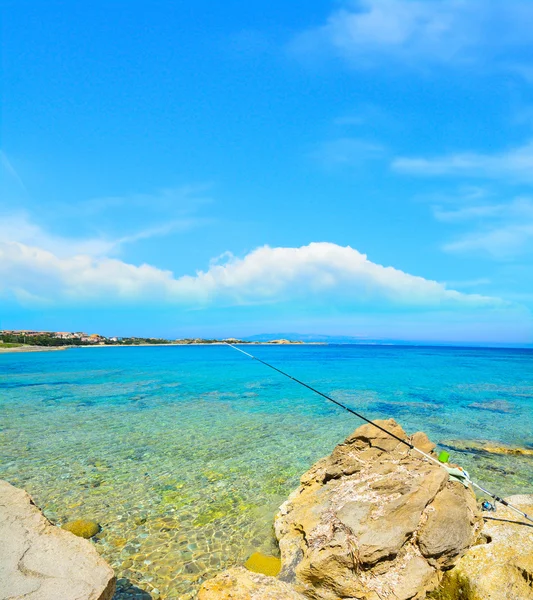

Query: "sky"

xmin=2 ymin=0 xmax=533 ymax=344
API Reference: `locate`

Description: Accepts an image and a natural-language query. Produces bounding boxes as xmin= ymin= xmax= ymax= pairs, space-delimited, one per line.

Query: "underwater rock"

xmin=274 ymin=419 xmax=482 ymax=600
xmin=62 ymin=519 xmax=101 ymax=539
xmin=452 ymin=494 xmax=533 ymax=600
xmin=442 ymin=439 xmax=533 ymax=457
xmin=197 ymin=566 xmax=307 ymax=599
xmin=468 ymin=400 xmax=513 ymax=413
xmin=0 ymin=479 xmax=115 ymax=600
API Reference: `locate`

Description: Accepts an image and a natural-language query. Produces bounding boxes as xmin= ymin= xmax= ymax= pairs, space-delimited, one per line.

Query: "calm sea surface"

xmin=1 ymin=345 xmax=532 ymax=598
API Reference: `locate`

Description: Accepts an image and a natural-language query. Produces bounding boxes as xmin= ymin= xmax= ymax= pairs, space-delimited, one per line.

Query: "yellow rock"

xmin=61 ymin=519 xmax=101 ymax=539
xmin=483 ymin=444 xmax=533 ymax=456
xmin=198 ymin=566 xmax=306 ymax=599
xmin=244 ymin=552 xmax=281 ymax=577
xmin=453 ymin=494 xmax=533 ymax=600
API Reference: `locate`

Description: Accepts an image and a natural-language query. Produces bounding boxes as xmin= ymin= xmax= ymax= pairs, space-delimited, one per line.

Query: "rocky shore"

xmin=199 ymin=419 xmax=533 ymax=600
xmin=2 ymin=419 xmax=532 ymax=600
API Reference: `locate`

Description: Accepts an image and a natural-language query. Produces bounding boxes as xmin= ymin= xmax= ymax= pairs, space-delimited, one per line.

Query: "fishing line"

xmin=224 ymin=342 xmax=533 ymax=524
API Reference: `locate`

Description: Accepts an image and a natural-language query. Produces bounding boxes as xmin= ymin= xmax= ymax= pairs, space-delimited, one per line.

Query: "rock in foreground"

xmin=0 ymin=479 xmax=115 ymax=600
xmin=199 ymin=419 xmax=483 ymax=600
xmin=274 ymin=419 xmax=482 ymax=600
xmin=453 ymin=494 xmax=533 ymax=600
xmin=197 ymin=566 xmax=307 ymax=599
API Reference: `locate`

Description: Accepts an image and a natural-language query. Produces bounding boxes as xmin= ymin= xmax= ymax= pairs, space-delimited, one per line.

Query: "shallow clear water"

xmin=1 ymin=345 xmax=532 ymax=599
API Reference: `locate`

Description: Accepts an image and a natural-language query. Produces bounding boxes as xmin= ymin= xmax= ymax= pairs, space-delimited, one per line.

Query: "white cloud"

xmin=0 ymin=237 xmax=503 ymax=309
xmin=393 ymin=140 xmax=533 ymax=183
xmin=291 ymin=0 xmax=533 ymax=69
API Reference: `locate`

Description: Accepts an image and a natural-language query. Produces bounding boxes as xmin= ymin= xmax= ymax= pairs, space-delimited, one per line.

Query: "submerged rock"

xmin=452 ymin=494 xmax=533 ymax=600
xmin=468 ymin=400 xmax=513 ymax=414
xmin=62 ymin=519 xmax=101 ymax=539
xmin=442 ymin=439 xmax=533 ymax=457
xmin=0 ymin=479 xmax=115 ymax=600
xmin=244 ymin=552 xmax=281 ymax=577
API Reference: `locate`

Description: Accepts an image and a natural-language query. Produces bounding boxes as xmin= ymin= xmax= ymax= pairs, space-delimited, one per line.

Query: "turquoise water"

xmin=1 ymin=344 xmax=532 ymax=599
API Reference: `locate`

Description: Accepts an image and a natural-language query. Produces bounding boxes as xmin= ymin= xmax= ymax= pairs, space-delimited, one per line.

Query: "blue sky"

xmin=2 ymin=0 xmax=533 ymax=343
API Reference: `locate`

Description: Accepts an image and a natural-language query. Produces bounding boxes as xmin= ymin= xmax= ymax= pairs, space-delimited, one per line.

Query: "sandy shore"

xmin=0 ymin=345 xmax=70 ymax=353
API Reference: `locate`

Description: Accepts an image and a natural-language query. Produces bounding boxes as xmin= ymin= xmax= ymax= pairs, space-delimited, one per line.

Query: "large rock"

xmin=0 ymin=479 xmax=115 ymax=600
xmin=452 ymin=494 xmax=533 ymax=600
xmin=197 ymin=566 xmax=307 ymax=599
xmin=274 ymin=419 xmax=482 ymax=600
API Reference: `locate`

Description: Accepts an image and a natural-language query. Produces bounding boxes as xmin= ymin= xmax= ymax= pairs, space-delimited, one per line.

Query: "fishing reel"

xmin=481 ymin=500 xmax=496 ymax=512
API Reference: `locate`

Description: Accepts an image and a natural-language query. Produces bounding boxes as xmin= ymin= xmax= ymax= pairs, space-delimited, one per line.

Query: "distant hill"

xmin=245 ymin=334 xmax=533 ymax=348
xmin=245 ymin=333 xmax=373 ymax=343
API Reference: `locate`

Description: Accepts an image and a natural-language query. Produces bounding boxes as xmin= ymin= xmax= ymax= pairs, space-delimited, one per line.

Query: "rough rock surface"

xmin=0 ymin=479 xmax=115 ymax=600
xmin=197 ymin=566 xmax=307 ymax=599
xmin=274 ymin=419 xmax=482 ymax=600
xmin=453 ymin=494 xmax=533 ymax=600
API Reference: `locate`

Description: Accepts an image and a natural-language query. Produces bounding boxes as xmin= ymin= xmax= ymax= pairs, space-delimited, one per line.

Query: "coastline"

xmin=0 ymin=345 xmax=70 ymax=353
xmin=0 ymin=342 xmax=326 ymax=354
xmin=75 ymin=341 xmax=327 ymax=348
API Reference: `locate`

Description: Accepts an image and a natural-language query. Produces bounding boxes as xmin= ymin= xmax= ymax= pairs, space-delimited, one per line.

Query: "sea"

xmin=1 ymin=344 xmax=532 ymax=599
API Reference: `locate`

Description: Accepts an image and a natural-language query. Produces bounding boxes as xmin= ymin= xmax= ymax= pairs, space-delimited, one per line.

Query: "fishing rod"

xmin=224 ymin=342 xmax=533 ymax=525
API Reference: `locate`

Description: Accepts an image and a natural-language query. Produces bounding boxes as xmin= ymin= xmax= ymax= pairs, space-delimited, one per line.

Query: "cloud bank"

xmin=0 ymin=235 xmax=501 ymax=310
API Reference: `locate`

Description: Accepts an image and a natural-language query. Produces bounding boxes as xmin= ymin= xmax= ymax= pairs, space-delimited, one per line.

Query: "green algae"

xmin=428 ymin=572 xmax=481 ymax=600
xmin=193 ymin=492 xmax=256 ymax=526
xmin=62 ymin=519 xmax=101 ymax=539
xmin=202 ymin=469 xmax=225 ymax=482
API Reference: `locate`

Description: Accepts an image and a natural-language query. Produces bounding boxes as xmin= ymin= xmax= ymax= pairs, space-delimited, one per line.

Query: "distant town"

xmin=0 ymin=330 xmax=304 ymax=348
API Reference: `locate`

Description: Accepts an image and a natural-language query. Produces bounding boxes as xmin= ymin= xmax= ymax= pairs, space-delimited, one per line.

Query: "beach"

xmin=0 ymin=345 xmax=70 ymax=353
xmin=1 ymin=344 xmax=532 ymax=599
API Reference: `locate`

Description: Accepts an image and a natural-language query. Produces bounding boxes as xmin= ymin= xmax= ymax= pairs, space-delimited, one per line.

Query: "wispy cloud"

xmin=434 ymin=197 xmax=533 ymax=223
xmin=444 ymin=223 xmax=533 ymax=258
xmin=393 ymin=140 xmax=533 ymax=183
xmin=426 ymin=192 xmax=533 ymax=258
xmin=312 ymin=137 xmax=386 ymax=168
xmin=0 ymin=185 xmax=213 ymax=261
xmin=290 ymin=0 xmax=533 ymax=71
xmin=444 ymin=277 xmax=492 ymax=289
xmin=0 ymin=212 xmax=205 ymax=259
xmin=76 ymin=185 xmax=213 ymax=217
xmin=0 ymin=239 xmax=504 ymax=310
xmin=1 ymin=150 xmax=27 ymax=193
